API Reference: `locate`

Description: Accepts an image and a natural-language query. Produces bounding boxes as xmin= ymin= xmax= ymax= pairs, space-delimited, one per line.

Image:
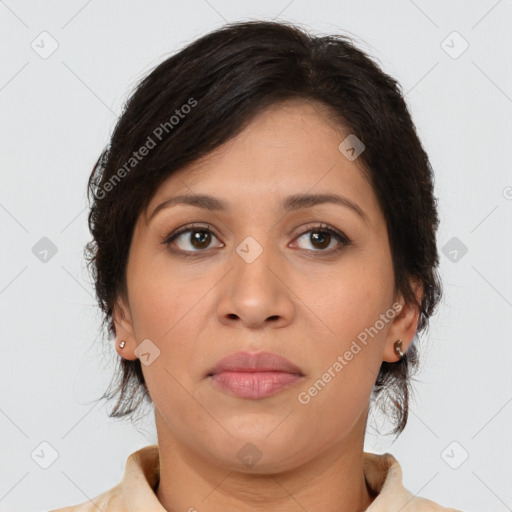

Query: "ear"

xmin=382 ymin=277 xmax=424 ymax=363
xmin=113 ymin=295 xmax=138 ymax=361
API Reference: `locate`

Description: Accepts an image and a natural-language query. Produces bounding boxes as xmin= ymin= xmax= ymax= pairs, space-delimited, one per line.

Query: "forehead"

xmin=145 ymin=99 xmax=381 ymax=224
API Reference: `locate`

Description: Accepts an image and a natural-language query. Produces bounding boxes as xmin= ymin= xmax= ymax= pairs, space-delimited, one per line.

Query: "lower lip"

xmin=209 ymin=371 xmax=303 ymax=399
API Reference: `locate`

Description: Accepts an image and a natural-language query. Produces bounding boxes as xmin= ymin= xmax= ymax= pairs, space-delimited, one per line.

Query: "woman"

xmin=51 ymin=20 xmax=462 ymax=511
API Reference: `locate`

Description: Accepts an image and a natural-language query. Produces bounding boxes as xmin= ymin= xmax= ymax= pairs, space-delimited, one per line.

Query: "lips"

xmin=207 ymin=350 xmax=304 ymax=377
xmin=207 ymin=350 xmax=305 ymax=399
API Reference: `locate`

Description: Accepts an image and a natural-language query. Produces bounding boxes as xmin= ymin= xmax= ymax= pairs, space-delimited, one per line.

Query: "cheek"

xmin=125 ymin=258 xmax=214 ymax=405
xmin=311 ymin=245 xmax=395 ymax=342
xmin=295 ymin=284 xmax=391 ymax=434
xmin=129 ymin=278 xmax=208 ymax=377
xmin=302 ymin=246 xmax=394 ymax=403
xmin=127 ymin=244 xmax=206 ymax=338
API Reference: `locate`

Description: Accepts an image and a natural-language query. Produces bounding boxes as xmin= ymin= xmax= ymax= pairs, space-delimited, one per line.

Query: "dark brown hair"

xmin=85 ymin=20 xmax=442 ymax=436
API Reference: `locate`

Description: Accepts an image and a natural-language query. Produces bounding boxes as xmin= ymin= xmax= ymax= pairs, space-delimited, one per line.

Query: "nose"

xmin=216 ymin=238 xmax=295 ymax=330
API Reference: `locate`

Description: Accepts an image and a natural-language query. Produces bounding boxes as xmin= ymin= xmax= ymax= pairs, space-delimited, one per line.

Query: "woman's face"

xmin=114 ymin=99 xmax=420 ymax=472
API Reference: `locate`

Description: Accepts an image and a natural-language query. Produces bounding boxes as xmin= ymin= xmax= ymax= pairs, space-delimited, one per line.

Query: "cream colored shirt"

xmin=50 ymin=444 xmax=462 ymax=511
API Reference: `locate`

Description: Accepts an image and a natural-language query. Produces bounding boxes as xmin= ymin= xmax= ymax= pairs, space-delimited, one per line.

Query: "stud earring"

xmin=119 ymin=340 xmax=126 ymax=349
xmin=394 ymin=339 xmax=404 ymax=358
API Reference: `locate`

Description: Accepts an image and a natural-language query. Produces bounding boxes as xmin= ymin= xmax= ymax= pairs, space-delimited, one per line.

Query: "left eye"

xmin=293 ymin=225 xmax=350 ymax=253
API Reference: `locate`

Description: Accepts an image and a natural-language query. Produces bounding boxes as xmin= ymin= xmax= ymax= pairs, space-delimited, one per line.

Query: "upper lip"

xmin=207 ymin=351 xmax=304 ymax=376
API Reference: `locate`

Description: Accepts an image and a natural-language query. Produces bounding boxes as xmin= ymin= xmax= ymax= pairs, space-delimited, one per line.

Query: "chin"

xmin=203 ymin=432 xmax=311 ymax=474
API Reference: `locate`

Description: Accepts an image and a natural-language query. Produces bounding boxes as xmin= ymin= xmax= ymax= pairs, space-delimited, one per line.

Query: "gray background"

xmin=1 ymin=1 xmax=511 ymax=511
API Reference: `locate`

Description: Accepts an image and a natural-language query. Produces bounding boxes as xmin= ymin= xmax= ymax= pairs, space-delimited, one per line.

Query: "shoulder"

xmin=47 ymin=444 xmax=160 ymax=512
xmin=397 ymin=485 xmax=464 ymax=512
xmin=399 ymin=493 xmax=464 ymax=512
xmin=363 ymin=451 xmax=464 ymax=511
xmin=48 ymin=483 xmax=126 ymax=512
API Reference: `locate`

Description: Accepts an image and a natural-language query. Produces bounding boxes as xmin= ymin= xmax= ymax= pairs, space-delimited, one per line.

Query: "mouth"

xmin=207 ymin=350 xmax=305 ymax=400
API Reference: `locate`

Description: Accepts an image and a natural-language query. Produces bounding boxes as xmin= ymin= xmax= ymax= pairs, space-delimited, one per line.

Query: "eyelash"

xmin=161 ymin=223 xmax=351 ymax=258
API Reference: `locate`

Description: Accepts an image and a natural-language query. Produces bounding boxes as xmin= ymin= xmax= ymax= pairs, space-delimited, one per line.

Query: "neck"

xmin=154 ymin=414 xmax=376 ymax=512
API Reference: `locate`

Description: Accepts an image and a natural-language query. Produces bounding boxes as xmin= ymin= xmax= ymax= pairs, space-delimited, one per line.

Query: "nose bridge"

xmin=232 ymin=230 xmax=279 ymax=290
xmin=229 ymin=208 xmax=277 ymax=268
xmin=236 ymin=232 xmax=268 ymax=266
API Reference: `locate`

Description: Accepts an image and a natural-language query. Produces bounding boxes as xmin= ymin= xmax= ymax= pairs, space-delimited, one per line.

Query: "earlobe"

xmin=382 ymin=280 xmax=423 ymax=363
xmin=116 ymin=339 xmax=138 ymax=361
xmin=113 ymin=298 xmax=138 ymax=361
xmin=383 ymin=336 xmax=411 ymax=364
xmin=393 ymin=338 xmax=404 ymax=358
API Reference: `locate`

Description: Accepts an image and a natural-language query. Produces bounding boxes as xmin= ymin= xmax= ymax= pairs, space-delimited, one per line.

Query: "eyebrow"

xmin=148 ymin=193 xmax=368 ymax=222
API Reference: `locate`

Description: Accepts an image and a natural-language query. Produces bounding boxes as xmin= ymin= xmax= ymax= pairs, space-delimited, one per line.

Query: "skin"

xmin=113 ymin=99 xmax=422 ymax=512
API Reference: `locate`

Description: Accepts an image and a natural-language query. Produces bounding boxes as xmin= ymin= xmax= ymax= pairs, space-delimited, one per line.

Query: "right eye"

xmin=162 ymin=224 xmax=224 ymax=256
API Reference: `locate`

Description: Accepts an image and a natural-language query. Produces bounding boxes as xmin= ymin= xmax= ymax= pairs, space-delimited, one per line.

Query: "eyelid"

xmin=291 ymin=222 xmax=348 ymax=241
xmin=291 ymin=222 xmax=351 ymax=251
xmin=161 ymin=223 xmax=222 ymax=245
